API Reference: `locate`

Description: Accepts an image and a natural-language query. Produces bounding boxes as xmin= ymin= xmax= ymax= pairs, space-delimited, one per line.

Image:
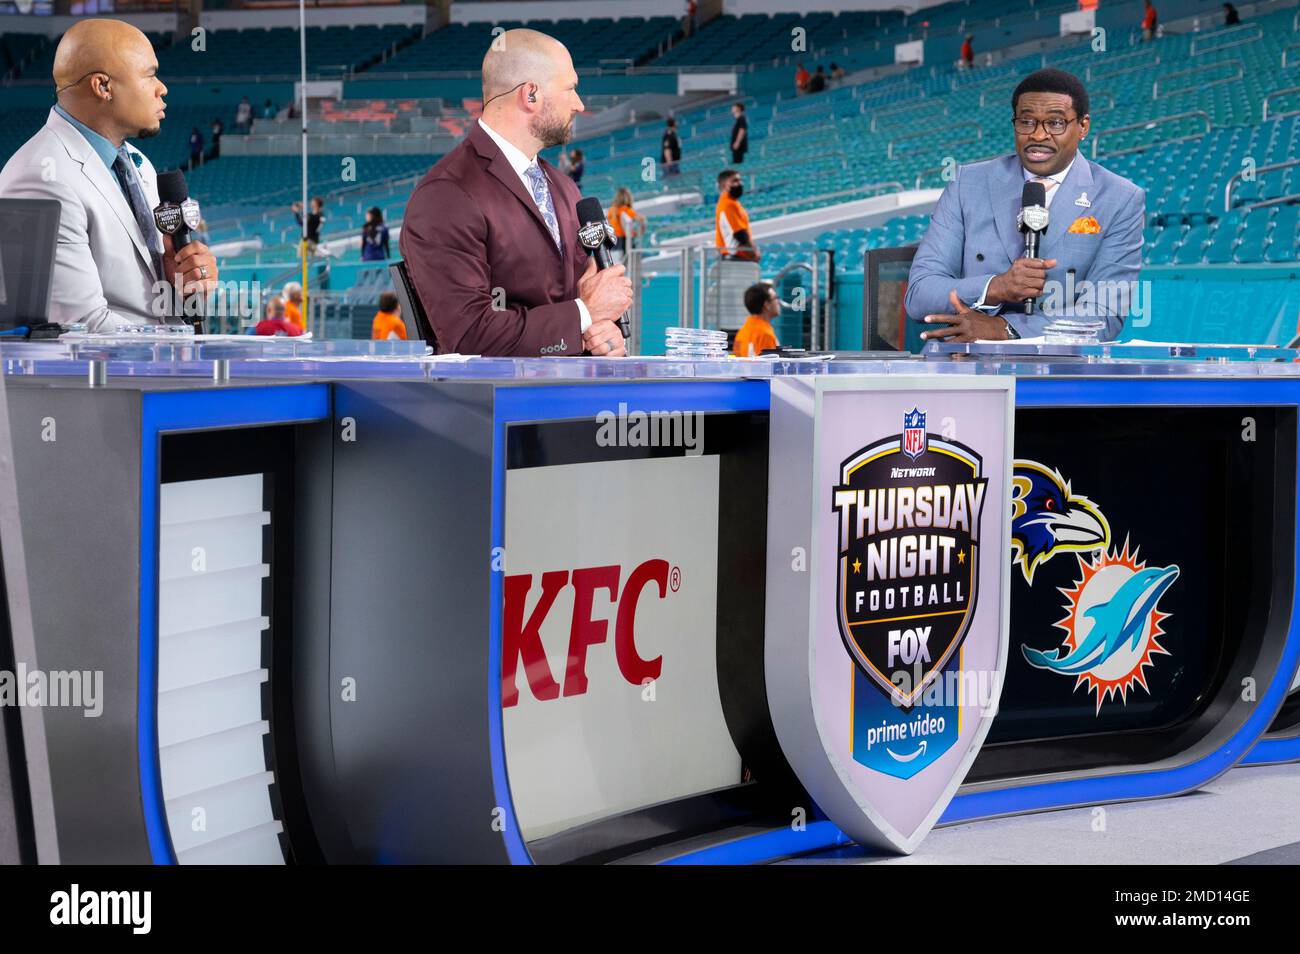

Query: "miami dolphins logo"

xmin=1021 ymin=539 xmax=1179 ymax=712
xmin=1010 ymin=460 xmax=1110 ymax=583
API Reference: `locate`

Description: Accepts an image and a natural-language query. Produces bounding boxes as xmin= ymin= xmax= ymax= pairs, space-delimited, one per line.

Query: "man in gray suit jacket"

xmin=907 ymin=69 xmax=1144 ymax=342
xmin=0 ymin=19 xmax=218 ymax=332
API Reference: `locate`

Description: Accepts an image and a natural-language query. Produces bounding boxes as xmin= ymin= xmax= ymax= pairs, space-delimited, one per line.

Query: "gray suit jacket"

xmin=0 ymin=108 xmax=163 ymax=332
xmin=904 ymin=153 xmax=1145 ymax=340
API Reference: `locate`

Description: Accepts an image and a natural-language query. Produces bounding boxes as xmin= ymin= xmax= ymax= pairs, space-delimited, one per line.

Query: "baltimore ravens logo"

xmin=833 ymin=428 xmax=988 ymax=706
xmin=1010 ymin=460 xmax=1110 ymax=584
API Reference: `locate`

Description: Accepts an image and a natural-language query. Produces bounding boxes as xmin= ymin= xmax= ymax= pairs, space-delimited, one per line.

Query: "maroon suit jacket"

xmin=399 ymin=122 xmax=589 ymax=356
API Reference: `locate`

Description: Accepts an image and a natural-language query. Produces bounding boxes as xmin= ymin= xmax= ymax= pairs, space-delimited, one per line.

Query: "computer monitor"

xmin=863 ymin=244 xmax=921 ymax=352
xmin=0 ymin=199 xmax=59 ymax=330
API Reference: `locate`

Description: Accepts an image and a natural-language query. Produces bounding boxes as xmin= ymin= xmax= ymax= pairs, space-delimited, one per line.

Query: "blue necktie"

xmin=112 ymin=146 xmax=164 ymax=282
xmin=523 ymin=163 xmax=563 ymax=254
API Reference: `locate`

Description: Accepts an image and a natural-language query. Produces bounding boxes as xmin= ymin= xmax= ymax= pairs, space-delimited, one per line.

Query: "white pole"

xmin=299 ymin=0 xmax=309 ymax=320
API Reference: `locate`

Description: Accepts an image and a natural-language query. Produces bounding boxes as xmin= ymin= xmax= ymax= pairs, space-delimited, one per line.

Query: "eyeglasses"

xmin=1012 ymin=115 xmax=1079 ymax=135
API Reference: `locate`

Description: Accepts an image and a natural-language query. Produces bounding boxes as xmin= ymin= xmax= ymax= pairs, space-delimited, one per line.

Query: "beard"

xmin=530 ymin=105 xmax=573 ymax=148
xmin=136 ymin=124 xmax=162 ymax=139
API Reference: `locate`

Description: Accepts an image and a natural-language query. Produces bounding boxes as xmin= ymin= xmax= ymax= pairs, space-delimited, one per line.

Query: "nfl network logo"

xmin=902 ymin=408 xmax=927 ymax=461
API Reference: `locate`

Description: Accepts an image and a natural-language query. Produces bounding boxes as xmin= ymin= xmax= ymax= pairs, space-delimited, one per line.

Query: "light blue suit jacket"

xmin=904 ymin=153 xmax=1145 ymax=340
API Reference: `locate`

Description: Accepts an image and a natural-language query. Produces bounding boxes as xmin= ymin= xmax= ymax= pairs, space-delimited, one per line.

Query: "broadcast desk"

xmin=0 ymin=337 xmax=1297 ymax=864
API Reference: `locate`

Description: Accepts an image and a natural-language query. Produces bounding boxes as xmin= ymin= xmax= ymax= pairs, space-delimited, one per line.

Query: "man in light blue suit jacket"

xmin=906 ymin=69 xmax=1145 ymax=342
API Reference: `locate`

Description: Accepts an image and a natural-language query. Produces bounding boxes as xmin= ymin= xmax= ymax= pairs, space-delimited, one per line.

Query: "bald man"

xmin=0 ymin=19 xmax=218 ymax=332
xmin=399 ymin=29 xmax=631 ymax=356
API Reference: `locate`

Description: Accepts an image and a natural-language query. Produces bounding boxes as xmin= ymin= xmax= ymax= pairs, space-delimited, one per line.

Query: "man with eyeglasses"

xmin=0 ymin=18 xmax=219 ymax=332
xmin=906 ymin=68 xmax=1145 ymax=342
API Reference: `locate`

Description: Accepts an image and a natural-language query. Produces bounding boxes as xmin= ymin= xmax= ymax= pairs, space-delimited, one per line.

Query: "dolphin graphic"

xmin=1022 ymin=565 xmax=1179 ymax=675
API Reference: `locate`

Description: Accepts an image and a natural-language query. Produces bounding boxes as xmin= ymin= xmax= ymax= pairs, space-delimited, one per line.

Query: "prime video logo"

xmin=50 ymin=885 xmax=151 ymax=934
xmin=595 ymin=402 xmax=704 ymax=456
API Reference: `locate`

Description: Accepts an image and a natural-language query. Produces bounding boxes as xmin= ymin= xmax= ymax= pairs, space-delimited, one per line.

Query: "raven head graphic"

xmin=1011 ymin=460 xmax=1110 ymax=584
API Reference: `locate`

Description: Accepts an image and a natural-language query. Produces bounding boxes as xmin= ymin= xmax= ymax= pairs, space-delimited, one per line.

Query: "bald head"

xmin=479 ymin=28 xmax=583 ymax=156
xmin=53 ymin=18 xmax=167 ymax=146
xmin=481 ymin=29 xmax=569 ymax=102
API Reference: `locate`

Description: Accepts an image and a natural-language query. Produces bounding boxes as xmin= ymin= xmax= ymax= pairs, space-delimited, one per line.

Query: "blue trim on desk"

xmin=490 ymin=380 xmax=770 ymax=864
xmin=1243 ymin=736 xmax=1300 ymax=765
xmin=666 ymin=375 xmax=1300 ymax=864
xmin=138 ymin=385 xmax=330 ymax=865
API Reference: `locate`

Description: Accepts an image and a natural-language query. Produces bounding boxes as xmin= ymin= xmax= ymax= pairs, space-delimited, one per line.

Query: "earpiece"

xmin=528 ymin=91 xmax=536 ymax=103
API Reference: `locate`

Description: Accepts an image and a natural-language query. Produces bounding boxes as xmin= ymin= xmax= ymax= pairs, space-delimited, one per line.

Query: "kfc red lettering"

xmin=503 ymin=559 xmax=673 ymax=706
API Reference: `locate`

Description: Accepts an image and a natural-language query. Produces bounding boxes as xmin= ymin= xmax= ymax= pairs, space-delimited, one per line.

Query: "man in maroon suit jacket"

xmin=400 ymin=29 xmax=632 ymax=356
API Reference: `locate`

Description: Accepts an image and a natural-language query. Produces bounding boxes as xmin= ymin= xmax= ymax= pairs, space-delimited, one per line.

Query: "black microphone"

xmin=1016 ymin=180 xmax=1049 ymax=315
xmin=153 ymin=169 xmax=201 ymax=253
xmin=153 ymin=169 xmax=205 ymax=331
xmin=575 ymin=196 xmax=630 ymax=339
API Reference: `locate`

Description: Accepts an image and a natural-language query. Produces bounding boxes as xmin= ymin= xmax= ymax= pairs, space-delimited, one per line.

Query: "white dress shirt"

xmin=478 ymin=118 xmax=592 ymax=331
xmin=971 ymin=155 xmax=1077 ymax=315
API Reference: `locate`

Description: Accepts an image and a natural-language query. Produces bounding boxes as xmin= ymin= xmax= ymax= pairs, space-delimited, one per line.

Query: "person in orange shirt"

xmin=715 ymin=169 xmax=757 ymax=261
xmin=371 ymin=291 xmax=407 ymax=340
xmin=282 ymin=281 xmax=304 ymax=330
xmin=607 ymin=187 xmax=646 ymax=259
xmin=1141 ymin=0 xmax=1158 ymax=40
xmin=795 ymin=62 xmax=810 ymax=94
xmin=734 ymin=281 xmax=780 ymax=357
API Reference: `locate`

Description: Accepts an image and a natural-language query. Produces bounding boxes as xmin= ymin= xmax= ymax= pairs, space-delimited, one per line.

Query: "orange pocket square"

xmin=1068 ymin=215 xmax=1100 ymax=234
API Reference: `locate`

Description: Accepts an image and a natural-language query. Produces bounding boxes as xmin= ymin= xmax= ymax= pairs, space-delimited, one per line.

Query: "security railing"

xmin=1189 ymin=23 xmax=1263 ymax=56
xmin=1152 ymin=59 xmax=1244 ymax=99
xmin=1223 ymin=158 xmax=1300 ymax=212
xmin=1263 ymin=86 xmax=1300 ymax=120
xmin=1091 ymin=110 xmax=1211 ymax=158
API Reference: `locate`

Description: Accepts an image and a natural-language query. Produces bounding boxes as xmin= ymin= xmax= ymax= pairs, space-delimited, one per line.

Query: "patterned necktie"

xmin=523 ymin=162 xmax=563 ymax=253
xmin=112 ymin=146 xmax=164 ymax=282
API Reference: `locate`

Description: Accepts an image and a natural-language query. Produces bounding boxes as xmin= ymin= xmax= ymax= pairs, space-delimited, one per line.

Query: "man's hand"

xmin=163 ymin=236 xmax=219 ymax=295
xmin=582 ymin=318 xmax=627 ymax=357
xmin=986 ymin=257 xmax=1057 ymax=305
xmin=577 ymin=256 xmax=632 ymax=325
xmin=921 ymin=290 xmax=1011 ymax=343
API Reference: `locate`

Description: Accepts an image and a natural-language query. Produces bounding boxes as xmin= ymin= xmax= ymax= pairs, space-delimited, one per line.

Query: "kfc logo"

xmin=503 ymin=558 xmax=676 ymax=707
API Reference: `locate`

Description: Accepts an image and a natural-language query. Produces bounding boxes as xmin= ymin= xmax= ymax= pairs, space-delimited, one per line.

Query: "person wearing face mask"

xmin=715 ymin=169 xmax=758 ymax=262
xmin=399 ymin=29 xmax=631 ymax=356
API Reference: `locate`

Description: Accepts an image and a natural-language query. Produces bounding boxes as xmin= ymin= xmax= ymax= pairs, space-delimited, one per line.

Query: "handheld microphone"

xmin=575 ymin=196 xmax=630 ymax=339
xmin=153 ymin=169 xmax=205 ymax=331
xmin=1016 ymin=180 xmax=1049 ymax=315
xmin=153 ymin=169 xmax=202 ymax=253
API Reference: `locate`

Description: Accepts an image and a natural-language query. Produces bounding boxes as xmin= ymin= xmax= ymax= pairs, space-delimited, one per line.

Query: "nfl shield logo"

xmin=902 ymin=408 xmax=927 ymax=461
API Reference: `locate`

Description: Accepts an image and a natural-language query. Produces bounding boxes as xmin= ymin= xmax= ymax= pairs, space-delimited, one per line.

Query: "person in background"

xmin=282 ymin=281 xmax=305 ymax=328
xmin=730 ymin=102 xmax=748 ymax=163
xmin=733 ymin=281 xmax=780 ymax=357
xmin=371 ymin=291 xmax=406 ymax=340
xmin=715 ymin=168 xmax=757 ymax=261
xmin=662 ymin=117 xmax=681 ymax=178
xmin=684 ymin=0 xmax=698 ymax=38
xmin=1223 ymin=2 xmax=1240 ymax=24
xmin=795 ymin=62 xmax=810 ymax=94
xmin=207 ymin=116 xmax=223 ymax=161
xmin=262 ymin=98 xmax=276 ymax=120
xmin=806 ymin=65 xmax=827 ymax=93
xmin=235 ymin=96 xmax=252 ymax=133
xmin=255 ymin=295 xmax=304 ymax=336
xmin=607 ymin=187 xmax=646 ymax=259
xmin=557 ymin=149 xmax=573 ymax=176
xmin=959 ymin=34 xmax=974 ymax=69
xmin=830 ymin=62 xmax=846 ymax=81
xmin=1141 ymin=0 xmax=1158 ymax=41
xmin=188 ymin=126 xmax=203 ymax=170
xmin=293 ymin=197 xmax=324 ymax=253
xmin=360 ymin=206 xmax=390 ymax=261
xmin=568 ymin=148 xmax=585 ymax=186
